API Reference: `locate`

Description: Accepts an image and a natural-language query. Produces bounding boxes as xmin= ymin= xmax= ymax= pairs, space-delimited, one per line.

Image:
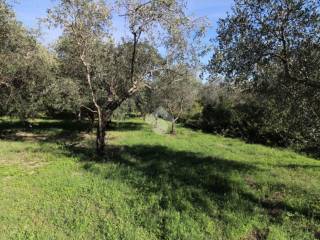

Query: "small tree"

xmin=154 ymin=66 xmax=199 ymax=134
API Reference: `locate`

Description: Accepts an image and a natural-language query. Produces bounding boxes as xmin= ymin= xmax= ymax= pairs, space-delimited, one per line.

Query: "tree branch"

xmin=80 ymin=105 xmax=97 ymax=113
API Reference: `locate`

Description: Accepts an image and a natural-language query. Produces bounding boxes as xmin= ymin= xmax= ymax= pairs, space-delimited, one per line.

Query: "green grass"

xmin=145 ymin=114 xmax=171 ymax=134
xmin=0 ymin=118 xmax=319 ymax=239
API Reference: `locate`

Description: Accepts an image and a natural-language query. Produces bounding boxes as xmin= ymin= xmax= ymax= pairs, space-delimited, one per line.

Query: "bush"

xmin=182 ymin=102 xmax=203 ymax=129
xmin=201 ymin=103 xmax=234 ymax=134
xmin=197 ymin=85 xmax=309 ymax=150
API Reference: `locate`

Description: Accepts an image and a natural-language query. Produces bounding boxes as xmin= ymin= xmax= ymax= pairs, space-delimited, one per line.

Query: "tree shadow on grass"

xmin=0 ymin=119 xmax=90 ymax=131
xmin=1 ymin=118 xmax=319 ymax=227
xmin=0 ymin=119 xmax=92 ymax=142
xmin=66 ymin=143 xmax=259 ymax=216
xmin=108 ymin=121 xmax=145 ymax=132
xmin=0 ymin=120 xmax=145 ymax=142
xmin=241 ymin=191 xmax=320 ymax=222
xmin=276 ymin=163 xmax=320 ymax=170
xmin=66 ymin=143 xmax=320 ymax=224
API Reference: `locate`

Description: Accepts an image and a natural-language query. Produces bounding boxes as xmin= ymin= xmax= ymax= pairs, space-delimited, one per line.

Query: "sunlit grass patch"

xmin=145 ymin=114 xmax=171 ymax=134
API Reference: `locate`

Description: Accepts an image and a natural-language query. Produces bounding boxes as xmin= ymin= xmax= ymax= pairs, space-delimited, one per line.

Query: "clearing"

xmin=0 ymin=118 xmax=319 ymax=239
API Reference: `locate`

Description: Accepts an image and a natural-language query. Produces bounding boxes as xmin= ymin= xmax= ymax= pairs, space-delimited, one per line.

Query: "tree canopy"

xmin=1 ymin=0 xmax=319 ymax=156
xmin=45 ymin=0 xmax=207 ymax=154
xmin=207 ymin=0 xmax=320 ymax=152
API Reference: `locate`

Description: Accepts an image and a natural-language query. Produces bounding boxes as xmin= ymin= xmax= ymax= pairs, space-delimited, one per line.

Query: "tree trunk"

xmin=96 ymin=111 xmax=110 ymax=156
xmin=78 ymin=110 xmax=82 ymax=121
xmin=96 ymin=122 xmax=105 ymax=155
xmin=89 ymin=112 xmax=95 ymax=132
xmin=155 ymin=115 xmax=158 ymax=127
xmin=171 ymin=120 xmax=176 ymax=135
xmin=96 ymin=110 xmax=113 ymax=156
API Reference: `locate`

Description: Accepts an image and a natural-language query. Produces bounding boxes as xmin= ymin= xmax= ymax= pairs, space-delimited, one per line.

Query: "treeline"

xmin=187 ymin=0 xmax=320 ymax=156
xmin=185 ymin=83 xmax=320 ymax=155
xmin=0 ymin=0 xmax=319 ymax=156
xmin=0 ymin=0 xmax=207 ymax=154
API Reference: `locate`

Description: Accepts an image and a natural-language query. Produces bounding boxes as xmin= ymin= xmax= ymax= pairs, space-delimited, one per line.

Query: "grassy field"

xmin=0 ymin=118 xmax=319 ymax=239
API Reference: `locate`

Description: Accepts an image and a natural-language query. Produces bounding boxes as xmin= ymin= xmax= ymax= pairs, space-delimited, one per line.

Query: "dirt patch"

xmin=0 ymin=131 xmax=49 ymax=141
xmin=0 ymin=158 xmax=47 ymax=170
xmin=0 ymin=149 xmax=47 ymax=170
xmin=15 ymin=132 xmax=48 ymax=141
xmin=261 ymin=191 xmax=286 ymax=219
xmin=244 ymin=176 xmax=258 ymax=189
xmin=243 ymin=228 xmax=269 ymax=240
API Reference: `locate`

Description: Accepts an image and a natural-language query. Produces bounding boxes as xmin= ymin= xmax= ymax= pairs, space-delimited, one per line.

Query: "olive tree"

xmin=0 ymin=0 xmax=56 ymax=120
xmin=208 ymin=0 xmax=320 ymax=151
xmin=154 ymin=66 xmax=199 ymax=134
xmin=47 ymin=0 xmax=207 ymax=155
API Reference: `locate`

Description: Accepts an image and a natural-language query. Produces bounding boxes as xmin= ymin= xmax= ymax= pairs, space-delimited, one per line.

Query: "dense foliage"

xmin=0 ymin=0 xmax=319 ymax=156
xmin=0 ymin=1 xmax=81 ymax=120
xmin=0 ymin=1 xmax=51 ymax=119
xmin=205 ymin=0 xmax=320 ymax=155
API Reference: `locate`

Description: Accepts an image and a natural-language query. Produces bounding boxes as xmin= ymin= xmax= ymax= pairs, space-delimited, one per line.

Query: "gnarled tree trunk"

xmin=96 ymin=110 xmax=112 ymax=156
xmin=96 ymin=120 xmax=106 ymax=155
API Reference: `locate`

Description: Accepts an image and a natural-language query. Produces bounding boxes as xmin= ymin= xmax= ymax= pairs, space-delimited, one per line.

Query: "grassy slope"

xmin=0 ymin=118 xmax=319 ymax=240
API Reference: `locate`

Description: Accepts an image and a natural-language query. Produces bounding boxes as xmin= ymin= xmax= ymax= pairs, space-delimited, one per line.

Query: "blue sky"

xmin=12 ymin=0 xmax=234 ymax=63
